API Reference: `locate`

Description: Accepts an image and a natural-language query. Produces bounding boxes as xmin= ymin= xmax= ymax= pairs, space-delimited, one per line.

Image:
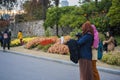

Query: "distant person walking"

xmin=17 ymin=30 xmax=23 ymax=45
xmin=77 ymin=22 xmax=94 ymax=80
xmin=3 ymin=29 xmax=10 ymax=51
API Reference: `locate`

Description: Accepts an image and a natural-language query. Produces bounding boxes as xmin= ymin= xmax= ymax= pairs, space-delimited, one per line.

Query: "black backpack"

xmin=66 ymin=39 xmax=80 ymax=64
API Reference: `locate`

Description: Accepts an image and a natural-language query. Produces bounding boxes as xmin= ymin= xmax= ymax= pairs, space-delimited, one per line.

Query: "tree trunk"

xmin=95 ymin=0 xmax=98 ymax=7
xmin=56 ymin=23 xmax=59 ymax=36
xmin=55 ymin=0 xmax=59 ymax=36
xmin=41 ymin=0 xmax=49 ymax=20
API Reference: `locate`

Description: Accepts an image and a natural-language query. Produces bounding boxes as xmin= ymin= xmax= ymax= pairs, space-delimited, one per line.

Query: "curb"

xmin=2 ymin=50 xmax=120 ymax=75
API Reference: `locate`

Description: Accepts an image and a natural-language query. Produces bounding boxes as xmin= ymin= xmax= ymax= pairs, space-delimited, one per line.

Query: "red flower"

xmin=40 ymin=39 xmax=54 ymax=46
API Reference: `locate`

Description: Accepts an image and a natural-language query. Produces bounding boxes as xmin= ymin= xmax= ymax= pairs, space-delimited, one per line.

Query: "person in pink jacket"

xmin=92 ymin=24 xmax=100 ymax=80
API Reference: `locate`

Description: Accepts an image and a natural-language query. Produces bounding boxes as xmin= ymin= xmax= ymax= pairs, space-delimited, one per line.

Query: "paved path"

xmin=0 ymin=51 xmax=120 ymax=80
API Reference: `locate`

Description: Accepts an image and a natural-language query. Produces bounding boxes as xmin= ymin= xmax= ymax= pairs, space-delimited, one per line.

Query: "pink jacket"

xmin=92 ymin=25 xmax=99 ymax=48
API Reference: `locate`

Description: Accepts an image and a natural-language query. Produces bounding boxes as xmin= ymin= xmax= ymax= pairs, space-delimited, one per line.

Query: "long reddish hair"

xmin=82 ymin=21 xmax=94 ymax=36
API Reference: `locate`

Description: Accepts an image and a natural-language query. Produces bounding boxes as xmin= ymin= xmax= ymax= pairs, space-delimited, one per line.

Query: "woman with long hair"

xmin=77 ymin=22 xmax=94 ymax=80
xmin=91 ymin=24 xmax=100 ymax=80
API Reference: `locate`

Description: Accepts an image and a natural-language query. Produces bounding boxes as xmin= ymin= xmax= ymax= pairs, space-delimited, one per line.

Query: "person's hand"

xmin=103 ymin=41 xmax=106 ymax=45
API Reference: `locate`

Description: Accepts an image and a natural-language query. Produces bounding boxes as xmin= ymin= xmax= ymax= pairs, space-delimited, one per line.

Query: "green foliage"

xmin=37 ymin=45 xmax=43 ymax=50
xmin=80 ymin=0 xmax=112 ymax=32
xmin=59 ymin=14 xmax=86 ymax=28
xmin=102 ymin=52 xmax=120 ymax=66
xmin=70 ymin=27 xmax=82 ymax=39
xmin=115 ymin=36 xmax=120 ymax=46
xmin=89 ymin=16 xmax=109 ymax=32
xmin=44 ymin=7 xmax=61 ymax=30
xmin=45 ymin=28 xmax=52 ymax=37
xmin=37 ymin=44 xmax=52 ymax=52
xmin=44 ymin=0 xmax=113 ymax=35
xmin=44 ymin=6 xmax=86 ymax=31
xmin=107 ymin=0 xmax=120 ymax=27
xmin=97 ymin=0 xmax=112 ymax=13
xmin=29 ymin=43 xmax=38 ymax=49
xmin=42 ymin=44 xmax=52 ymax=52
xmin=59 ymin=6 xmax=86 ymax=28
xmin=99 ymin=32 xmax=105 ymax=41
xmin=81 ymin=2 xmax=98 ymax=18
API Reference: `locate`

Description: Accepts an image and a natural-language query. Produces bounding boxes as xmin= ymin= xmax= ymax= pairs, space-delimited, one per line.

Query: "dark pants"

xmin=3 ymin=39 xmax=10 ymax=50
xmin=20 ymin=39 xmax=23 ymax=45
xmin=103 ymin=43 xmax=108 ymax=51
xmin=0 ymin=39 xmax=3 ymax=47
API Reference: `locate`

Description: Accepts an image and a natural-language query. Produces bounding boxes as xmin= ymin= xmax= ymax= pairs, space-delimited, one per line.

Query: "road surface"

xmin=0 ymin=51 xmax=119 ymax=80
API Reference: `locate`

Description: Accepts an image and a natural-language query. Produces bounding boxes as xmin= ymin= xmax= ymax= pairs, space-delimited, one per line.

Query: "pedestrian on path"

xmin=77 ymin=22 xmax=94 ymax=80
xmin=3 ymin=29 xmax=10 ymax=51
xmin=17 ymin=30 xmax=23 ymax=45
xmin=91 ymin=24 xmax=100 ymax=80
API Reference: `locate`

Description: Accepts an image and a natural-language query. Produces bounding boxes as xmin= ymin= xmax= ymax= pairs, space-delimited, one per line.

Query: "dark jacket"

xmin=77 ymin=33 xmax=93 ymax=60
xmin=0 ymin=32 xmax=3 ymax=40
xmin=66 ymin=39 xmax=80 ymax=63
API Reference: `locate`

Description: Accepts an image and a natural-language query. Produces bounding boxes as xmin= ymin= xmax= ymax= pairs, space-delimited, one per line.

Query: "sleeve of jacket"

xmin=77 ymin=34 xmax=90 ymax=45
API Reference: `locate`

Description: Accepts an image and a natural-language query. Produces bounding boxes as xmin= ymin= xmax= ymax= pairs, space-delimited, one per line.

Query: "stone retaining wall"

xmin=10 ymin=20 xmax=72 ymax=38
xmin=11 ymin=20 xmax=45 ymax=37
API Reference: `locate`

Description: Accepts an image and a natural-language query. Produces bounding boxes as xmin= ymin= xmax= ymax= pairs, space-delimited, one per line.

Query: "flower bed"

xmin=24 ymin=36 xmax=71 ymax=55
xmin=11 ymin=37 xmax=35 ymax=47
xmin=25 ymin=36 xmax=58 ymax=49
xmin=48 ymin=43 xmax=69 ymax=55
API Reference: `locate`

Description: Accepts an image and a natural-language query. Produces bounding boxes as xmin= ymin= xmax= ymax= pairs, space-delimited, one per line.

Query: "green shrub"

xmin=106 ymin=55 xmax=117 ymax=65
xmin=102 ymin=53 xmax=111 ymax=62
xmin=42 ymin=44 xmax=52 ymax=52
xmin=37 ymin=44 xmax=52 ymax=52
xmin=99 ymin=32 xmax=105 ymax=41
xmin=45 ymin=28 xmax=52 ymax=37
xmin=115 ymin=36 xmax=120 ymax=46
xmin=29 ymin=43 xmax=38 ymax=49
xmin=70 ymin=27 xmax=82 ymax=39
xmin=117 ymin=58 xmax=120 ymax=66
xmin=102 ymin=52 xmax=120 ymax=66
xmin=37 ymin=45 xmax=44 ymax=50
